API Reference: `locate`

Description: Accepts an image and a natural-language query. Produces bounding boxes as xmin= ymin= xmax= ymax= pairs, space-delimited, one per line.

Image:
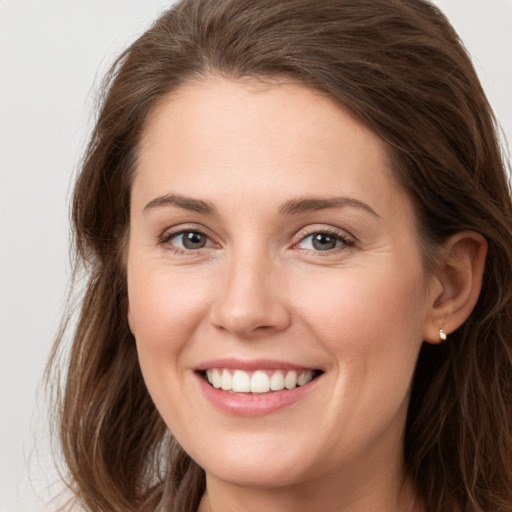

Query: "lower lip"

xmin=195 ymin=372 xmax=321 ymax=416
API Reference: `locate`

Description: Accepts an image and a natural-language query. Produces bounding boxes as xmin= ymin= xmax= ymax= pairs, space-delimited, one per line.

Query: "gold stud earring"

xmin=439 ymin=329 xmax=447 ymax=342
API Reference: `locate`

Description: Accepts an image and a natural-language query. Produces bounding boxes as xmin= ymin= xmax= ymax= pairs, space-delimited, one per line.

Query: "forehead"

xmin=134 ymin=76 xmax=405 ymax=218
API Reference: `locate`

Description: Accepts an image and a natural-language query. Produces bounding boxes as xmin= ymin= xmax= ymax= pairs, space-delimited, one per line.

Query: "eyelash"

xmin=158 ymin=226 xmax=356 ymax=255
xmin=159 ymin=227 xmax=215 ymax=255
xmin=293 ymin=227 xmax=356 ymax=254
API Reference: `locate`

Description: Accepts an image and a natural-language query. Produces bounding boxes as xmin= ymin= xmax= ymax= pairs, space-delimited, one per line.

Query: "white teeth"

xmin=284 ymin=370 xmax=297 ymax=390
xmin=232 ymin=370 xmax=251 ymax=392
xmin=297 ymin=370 xmax=313 ymax=387
xmin=205 ymin=368 xmax=316 ymax=393
xmin=251 ymin=371 xmax=270 ymax=393
xmin=220 ymin=369 xmax=232 ymax=390
xmin=269 ymin=370 xmax=285 ymax=391
xmin=211 ymin=368 xmax=221 ymax=388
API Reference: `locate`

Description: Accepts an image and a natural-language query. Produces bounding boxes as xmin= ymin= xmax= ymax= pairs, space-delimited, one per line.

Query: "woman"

xmin=47 ymin=1 xmax=512 ymax=511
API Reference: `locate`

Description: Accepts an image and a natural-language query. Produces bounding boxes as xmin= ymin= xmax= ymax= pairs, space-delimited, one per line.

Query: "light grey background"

xmin=1 ymin=1 xmax=511 ymax=511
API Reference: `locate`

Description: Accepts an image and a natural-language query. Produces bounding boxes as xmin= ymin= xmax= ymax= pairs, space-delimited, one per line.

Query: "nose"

xmin=208 ymin=251 xmax=291 ymax=338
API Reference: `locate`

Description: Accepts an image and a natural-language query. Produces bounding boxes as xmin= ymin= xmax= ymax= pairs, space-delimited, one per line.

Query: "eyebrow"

xmin=279 ymin=196 xmax=379 ymax=217
xmin=143 ymin=193 xmax=379 ymax=218
xmin=143 ymin=194 xmax=217 ymax=214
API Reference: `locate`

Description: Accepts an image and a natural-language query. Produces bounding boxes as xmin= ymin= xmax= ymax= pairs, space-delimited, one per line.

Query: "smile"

xmin=203 ymin=368 xmax=319 ymax=393
xmin=195 ymin=359 xmax=324 ymax=415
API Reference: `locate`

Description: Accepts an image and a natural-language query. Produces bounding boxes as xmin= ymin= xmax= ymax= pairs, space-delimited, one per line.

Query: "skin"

xmin=127 ymin=77 xmax=483 ymax=512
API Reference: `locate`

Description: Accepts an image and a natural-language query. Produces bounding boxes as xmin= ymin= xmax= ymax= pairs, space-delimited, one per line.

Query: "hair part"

xmin=47 ymin=1 xmax=512 ymax=511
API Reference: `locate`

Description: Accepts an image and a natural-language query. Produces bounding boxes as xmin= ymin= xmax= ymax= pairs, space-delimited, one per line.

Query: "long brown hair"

xmin=47 ymin=1 xmax=512 ymax=511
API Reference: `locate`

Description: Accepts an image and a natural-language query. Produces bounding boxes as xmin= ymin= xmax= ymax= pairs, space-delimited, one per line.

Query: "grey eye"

xmin=296 ymin=231 xmax=352 ymax=252
xmin=311 ymin=233 xmax=338 ymax=251
xmin=167 ymin=230 xmax=210 ymax=250
xmin=181 ymin=231 xmax=207 ymax=249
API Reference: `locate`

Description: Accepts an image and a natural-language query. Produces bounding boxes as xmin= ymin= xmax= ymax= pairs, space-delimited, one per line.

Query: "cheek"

xmin=298 ymin=264 xmax=425 ymax=335
xmin=127 ymin=263 xmax=212 ymax=364
xmin=293 ymin=264 xmax=427 ymax=397
xmin=127 ymin=262 xmax=216 ymax=433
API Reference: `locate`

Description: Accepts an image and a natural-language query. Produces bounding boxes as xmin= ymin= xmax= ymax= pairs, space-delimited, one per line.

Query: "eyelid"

xmin=157 ymin=223 xmax=356 ymax=254
xmin=158 ymin=224 xmax=220 ymax=252
xmin=292 ymin=225 xmax=356 ymax=251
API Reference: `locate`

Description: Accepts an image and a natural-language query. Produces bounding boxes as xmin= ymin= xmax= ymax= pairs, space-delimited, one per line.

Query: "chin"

xmin=201 ymin=456 xmax=310 ymax=488
xmin=181 ymin=428 xmax=327 ymax=489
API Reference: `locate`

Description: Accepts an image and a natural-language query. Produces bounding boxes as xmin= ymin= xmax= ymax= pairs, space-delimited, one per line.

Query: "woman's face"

xmin=127 ymin=77 xmax=438 ymax=489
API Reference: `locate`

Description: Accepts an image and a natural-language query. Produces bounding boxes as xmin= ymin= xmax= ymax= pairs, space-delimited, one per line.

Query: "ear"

xmin=423 ymin=231 xmax=487 ymax=344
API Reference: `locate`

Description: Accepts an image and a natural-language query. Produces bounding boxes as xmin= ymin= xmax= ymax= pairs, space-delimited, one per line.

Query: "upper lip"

xmin=196 ymin=358 xmax=320 ymax=372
